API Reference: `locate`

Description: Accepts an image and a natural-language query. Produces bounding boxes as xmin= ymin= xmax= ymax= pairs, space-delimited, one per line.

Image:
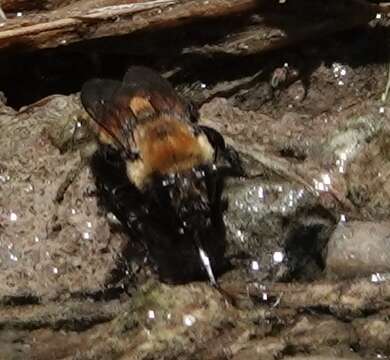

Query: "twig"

xmin=0 ymin=0 xmax=259 ymax=51
xmin=73 ymin=0 xmax=176 ymax=20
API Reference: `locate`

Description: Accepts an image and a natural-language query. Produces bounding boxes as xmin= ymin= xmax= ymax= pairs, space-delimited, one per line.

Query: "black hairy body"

xmin=81 ymin=66 xmax=243 ymax=283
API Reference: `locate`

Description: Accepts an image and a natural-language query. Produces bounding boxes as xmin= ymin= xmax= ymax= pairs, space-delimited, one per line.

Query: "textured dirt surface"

xmin=0 ymin=95 xmax=128 ymax=302
xmin=1 ymin=7 xmax=390 ymax=360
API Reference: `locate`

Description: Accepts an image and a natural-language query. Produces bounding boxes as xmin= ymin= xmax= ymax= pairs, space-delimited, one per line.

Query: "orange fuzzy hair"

xmin=127 ymin=114 xmax=214 ymax=188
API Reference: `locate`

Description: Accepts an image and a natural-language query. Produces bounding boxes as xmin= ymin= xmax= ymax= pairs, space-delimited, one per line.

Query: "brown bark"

xmin=0 ymin=0 xmax=386 ymax=54
xmin=0 ymin=0 xmax=260 ymax=52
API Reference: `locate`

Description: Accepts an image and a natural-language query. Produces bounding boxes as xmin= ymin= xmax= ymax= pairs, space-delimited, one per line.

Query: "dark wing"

xmin=80 ymin=79 xmax=134 ymax=154
xmin=123 ymin=66 xmax=190 ymax=119
xmin=80 ymin=67 xmax=194 ymax=157
xmin=81 ymin=79 xmax=122 ymax=121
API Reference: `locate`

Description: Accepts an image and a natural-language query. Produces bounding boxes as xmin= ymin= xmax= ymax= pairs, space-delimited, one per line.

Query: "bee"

xmin=80 ymin=66 xmax=243 ymax=284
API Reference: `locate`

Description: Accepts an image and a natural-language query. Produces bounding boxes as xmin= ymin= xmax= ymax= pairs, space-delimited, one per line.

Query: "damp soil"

xmin=1 ymin=4 xmax=390 ymax=360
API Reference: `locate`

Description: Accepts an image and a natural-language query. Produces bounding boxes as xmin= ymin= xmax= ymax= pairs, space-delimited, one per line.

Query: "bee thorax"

xmin=126 ymin=116 xmax=214 ymax=189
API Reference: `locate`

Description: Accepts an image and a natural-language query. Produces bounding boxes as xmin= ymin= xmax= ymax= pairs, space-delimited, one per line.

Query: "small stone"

xmin=326 ymin=221 xmax=390 ymax=278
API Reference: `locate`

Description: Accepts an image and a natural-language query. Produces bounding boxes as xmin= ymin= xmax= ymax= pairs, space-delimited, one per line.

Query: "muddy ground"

xmin=1 ymin=3 xmax=390 ymax=360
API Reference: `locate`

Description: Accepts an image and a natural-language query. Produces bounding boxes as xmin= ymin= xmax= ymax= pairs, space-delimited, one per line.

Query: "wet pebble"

xmin=326 ymin=221 xmax=390 ymax=279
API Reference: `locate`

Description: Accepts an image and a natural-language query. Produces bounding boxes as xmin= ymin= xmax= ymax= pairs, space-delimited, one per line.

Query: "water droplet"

xmin=0 ymin=174 xmax=10 ymax=183
xmin=332 ymin=64 xmax=340 ymax=76
xmin=371 ymin=273 xmax=384 ymax=283
xmin=322 ymin=173 xmax=331 ymax=185
xmin=183 ymin=314 xmax=196 ymax=327
xmin=236 ymin=229 xmax=245 ymax=242
xmin=148 ymin=310 xmax=155 ymax=319
xmin=10 ymin=212 xmax=17 ymax=222
xmin=9 ymin=253 xmax=18 ymax=262
xmin=341 ymin=152 xmax=348 ymax=162
xmin=332 ymin=63 xmax=348 ymax=86
xmin=313 ymin=179 xmax=325 ymax=192
xmin=235 ymin=200 xmax=244 ymax=210
xmin=273 ymin=251 xmax=284 ymax=263
xmin=251 ymin=260 xmax=260 ymax=271
xmin=25 ymin=183 xmax=34 ymax=193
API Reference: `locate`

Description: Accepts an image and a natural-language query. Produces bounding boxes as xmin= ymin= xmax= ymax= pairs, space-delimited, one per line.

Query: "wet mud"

xmin=1 ymin=5 xmax=390 ymax=360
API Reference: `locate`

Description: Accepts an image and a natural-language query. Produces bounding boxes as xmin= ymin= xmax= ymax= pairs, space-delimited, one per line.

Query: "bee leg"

xmin=199 ymin=125 xmax=245 ymax=177
xmin=199 ymin=125 xmax=226 ymax=160
xmin=55 ymin=160 xmax=85 ymax=203
xmin=221 ymin=145 xmax=246 ymax=177
xmin=213 ymin=283 xmax=238 ymax=307
xmin=187 ymin=100 xmax=199 ymax=123
xmin=196 ymin=234 xmax=237 ymax=306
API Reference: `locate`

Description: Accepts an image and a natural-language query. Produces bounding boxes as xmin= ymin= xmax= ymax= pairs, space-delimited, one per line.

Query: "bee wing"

xmin=81 ymin=78 xmax=140 ymax=156
xmin=123 ymin=66 xmax=189 ymax=118
xmin=80 ymin=67 xmax=194 ymax=156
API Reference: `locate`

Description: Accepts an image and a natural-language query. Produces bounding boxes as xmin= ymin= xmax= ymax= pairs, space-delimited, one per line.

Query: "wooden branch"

xmin=0 ymin=0 xmax=260 ymax=52
xmin=183 ymin=14 xmax=379 ymax=56
xmin=0 ymin=0 xmax=387 ymax=53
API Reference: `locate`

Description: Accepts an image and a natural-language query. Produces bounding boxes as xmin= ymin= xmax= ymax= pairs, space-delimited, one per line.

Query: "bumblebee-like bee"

xmin=81 ymin=66 xmax=242 ymax=284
